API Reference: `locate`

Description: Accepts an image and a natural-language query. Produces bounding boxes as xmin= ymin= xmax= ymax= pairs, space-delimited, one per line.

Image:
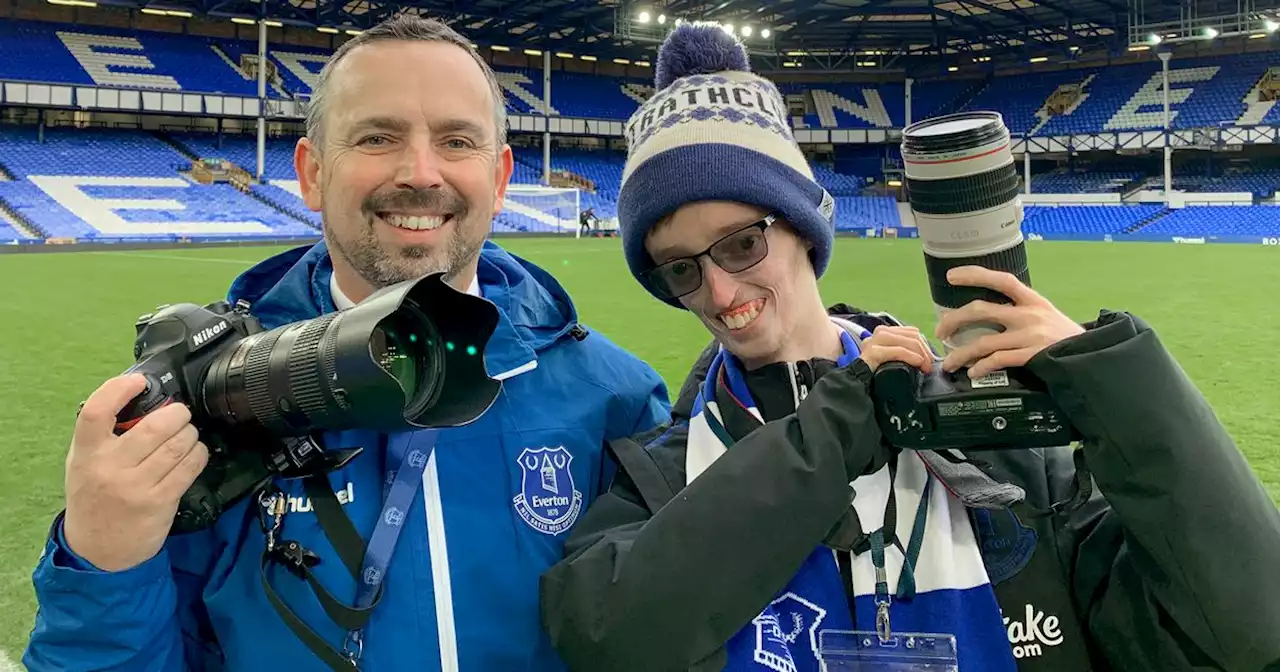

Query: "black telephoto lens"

xmin=901 ymin=111 xmax=1031 ymax=352
xmin=200 ymin=272 xmax=502 ymax=437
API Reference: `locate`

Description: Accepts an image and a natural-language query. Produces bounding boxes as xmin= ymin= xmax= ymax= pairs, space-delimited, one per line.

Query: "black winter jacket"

xmin=540 ymin=308 xmax=1280 ymax=672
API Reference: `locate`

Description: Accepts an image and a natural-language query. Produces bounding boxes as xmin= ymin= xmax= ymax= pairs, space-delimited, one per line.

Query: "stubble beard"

xmin=325 ymin=198 xmax=489 ymax=291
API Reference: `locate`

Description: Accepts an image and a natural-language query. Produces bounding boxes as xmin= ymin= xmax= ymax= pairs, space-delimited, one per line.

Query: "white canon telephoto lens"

xmin=901 ymin=111 xmax=1030 ymax=352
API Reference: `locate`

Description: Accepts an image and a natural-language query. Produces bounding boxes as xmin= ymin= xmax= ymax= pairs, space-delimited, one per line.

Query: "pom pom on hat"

xmin=654 ymin=21 xmax=751 ymax=90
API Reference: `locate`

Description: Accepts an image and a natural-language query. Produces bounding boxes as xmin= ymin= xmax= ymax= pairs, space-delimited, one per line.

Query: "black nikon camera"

xmin=108 ymin=272 xmax=501 ymax=533
xmin=870 ymin=111 xmax=1080 ymax=452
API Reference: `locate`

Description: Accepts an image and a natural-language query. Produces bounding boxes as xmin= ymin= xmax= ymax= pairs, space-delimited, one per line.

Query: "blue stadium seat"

xmin=965 ymin=52 xmax=1280 ymax=136
xmin=1142 ymin=205 xmax=1280 ymax=236
xmin=0 ymin=126 xmax=319 ymax=240
xmin=1030 ymin=170 xmax=1145 ymax=194
xmin=216 ymin=39 xmax=325 ymax=98
xmin=0 ymin=180 xmax=115 ymax=238
xmin=964 ymin=69 xmax=1093 ymax=136
xmin=0 ymin=126 xmax=186 ymax=178
xmin=0 ymin=221 xmax=26 ymax=242
xmin=1150 ymin=169 xmax=1280 ymax=198
xmin=811 ymin=164 xmax=867 ymax=197
xmin=833 ymin=196 xmax=901 ymax=231
xmin=174 ymin=132 xmax=298 ymax=180
xmin=1020 ymin=204 xmax=1165 ymax=235
xmin=0 ymin=20 xmax=256 ymax=95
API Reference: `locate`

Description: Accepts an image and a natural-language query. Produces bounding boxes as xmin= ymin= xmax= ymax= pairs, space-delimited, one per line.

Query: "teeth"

xmin=385 ymin=214 xmax=446 ymax=230
xmin=719 ymin=300 xmax=763 ymax=331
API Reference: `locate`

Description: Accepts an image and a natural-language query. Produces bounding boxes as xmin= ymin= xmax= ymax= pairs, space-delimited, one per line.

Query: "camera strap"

xmin=868 ymin=458 xmax=932 ymax=642
xmin=259 ymin=430 xmax=440 ymax=670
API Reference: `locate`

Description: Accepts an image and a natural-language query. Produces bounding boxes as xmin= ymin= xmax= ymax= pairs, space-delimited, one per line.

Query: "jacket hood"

xmin=226 ymin=239 xmax=581 ymax=378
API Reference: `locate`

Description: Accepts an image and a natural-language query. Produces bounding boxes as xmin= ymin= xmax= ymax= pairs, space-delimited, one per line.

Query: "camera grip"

xmin=113 ymin=373 xmax=174 ymax=435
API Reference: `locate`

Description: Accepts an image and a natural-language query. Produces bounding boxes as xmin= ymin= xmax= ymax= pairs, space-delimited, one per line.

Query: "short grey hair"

xmin=305 ymin=14 xmax=508 ymax=149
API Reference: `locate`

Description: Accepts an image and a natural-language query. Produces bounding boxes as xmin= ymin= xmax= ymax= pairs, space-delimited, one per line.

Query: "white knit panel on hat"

xmin=621 ymin=71 xmax=815 ymax=185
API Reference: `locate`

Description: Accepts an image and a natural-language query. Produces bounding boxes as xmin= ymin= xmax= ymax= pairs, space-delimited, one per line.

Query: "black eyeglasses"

xmin=643 ymin=213 xmax=778 ymax=300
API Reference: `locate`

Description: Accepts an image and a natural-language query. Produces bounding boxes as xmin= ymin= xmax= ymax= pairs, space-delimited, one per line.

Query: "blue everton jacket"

xmin=24 ymin=240 xmax=671 ymax=672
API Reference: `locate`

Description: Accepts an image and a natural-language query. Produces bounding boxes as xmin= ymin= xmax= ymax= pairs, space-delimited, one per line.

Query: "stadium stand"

xmin=832 ymin=196 xmax=901 ymax=231
xmin=1142 ymin=205 xmax=1280 ymax=237
xmin=1135 ymin=170 xmax=1280 ymax=198
xmin=965 ymin=51 xmax=1280 ymax=136
xmin=1021 ymin=204 xmax=1168 ymax=236
xmin=174 ymin=132 xmax=298 ymax=180
xmin=2 ymin=16 xmax=1280 ymax=245
xmin=0 ymin=20 xmax=261 ymax=96
xmin=0 ymin=221 xmax=27 ymax=242
xmin=1030 ymin=170 xmax=1146 ymax=194
xmin=0 ymin=125 xmax=318 ymax=240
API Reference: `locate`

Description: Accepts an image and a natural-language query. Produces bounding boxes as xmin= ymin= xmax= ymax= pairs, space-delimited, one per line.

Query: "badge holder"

xmin=816 ymin=630 xmax=958 ymax=671
xmin=816 ymin=475 xmax=959 ymax=671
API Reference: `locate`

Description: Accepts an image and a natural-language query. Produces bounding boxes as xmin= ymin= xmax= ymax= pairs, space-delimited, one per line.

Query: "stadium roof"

xmin=107 ymin=0 xmax=1280 ymax=75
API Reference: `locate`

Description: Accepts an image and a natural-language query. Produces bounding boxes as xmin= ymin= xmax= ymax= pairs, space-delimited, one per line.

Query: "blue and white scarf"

xmin=685 ymin=318 xmax=1016 ymax=672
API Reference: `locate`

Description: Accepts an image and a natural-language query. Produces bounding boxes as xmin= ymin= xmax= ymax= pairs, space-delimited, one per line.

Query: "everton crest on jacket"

xmin=541 ymin=306 xmax=1280 ymax=672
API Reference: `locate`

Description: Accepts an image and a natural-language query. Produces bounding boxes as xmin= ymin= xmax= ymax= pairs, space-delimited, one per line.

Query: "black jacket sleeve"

xmin=539 ymin=359 xmax=888 ymax=672
xmin=1027 ymin=311 xmax=1280 ymax=672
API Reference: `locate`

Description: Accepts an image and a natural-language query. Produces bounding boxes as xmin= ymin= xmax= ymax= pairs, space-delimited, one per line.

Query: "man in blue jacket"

xmin=24 ymin=15 xmax=669 ymax=671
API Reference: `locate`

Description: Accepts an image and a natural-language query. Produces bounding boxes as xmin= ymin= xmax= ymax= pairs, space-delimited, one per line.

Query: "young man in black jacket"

xmin=539 ymin=21 xmax=1280 ymax=672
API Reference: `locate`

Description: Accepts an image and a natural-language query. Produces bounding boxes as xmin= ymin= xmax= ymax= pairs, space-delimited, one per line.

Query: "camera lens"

xmin=199 ymin=294 xmax=447 ymax=436
xmin=198 ymin=274 xmax=498 ymax=437
xmin=371 ymin=322 xmax=420 ymax=396
xmin=901 ymin=111 xmax=1031 ymax=351
xmin=370 ymin=312 xmax=434 ymax=398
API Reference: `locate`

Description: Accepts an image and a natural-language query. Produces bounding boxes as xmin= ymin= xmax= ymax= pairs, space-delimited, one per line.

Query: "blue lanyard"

xmin=344 ymin=429 xmax=440 ymax=659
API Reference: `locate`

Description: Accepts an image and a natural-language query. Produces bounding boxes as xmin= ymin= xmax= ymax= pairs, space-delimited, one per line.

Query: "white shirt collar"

xmin=331 ymin=272 xmax=480 ymax=310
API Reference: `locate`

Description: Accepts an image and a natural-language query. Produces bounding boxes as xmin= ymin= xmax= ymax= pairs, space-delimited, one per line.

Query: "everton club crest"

xmin=513 ymin=446 xmax=583 ymax=535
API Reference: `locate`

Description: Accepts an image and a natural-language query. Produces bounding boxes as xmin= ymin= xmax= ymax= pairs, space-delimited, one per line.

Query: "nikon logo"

xmin=1263 ymin=237 xmax=1280 ymax=246
xmin=191 ymin=320 xmax=229 ymax=348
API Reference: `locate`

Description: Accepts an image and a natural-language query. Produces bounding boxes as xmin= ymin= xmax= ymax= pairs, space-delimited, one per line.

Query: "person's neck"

xmin=331 ymin=262 xmax=479 ymax=305
xmin=740 ymin=300 xmax=843 ymax=371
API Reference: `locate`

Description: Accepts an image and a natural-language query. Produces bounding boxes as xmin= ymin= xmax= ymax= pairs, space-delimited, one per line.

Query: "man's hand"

xmin=62 ymin=374 xmax=209 ymax=572
xmin=935 ymin=266 xmax=1085 ymax=378
xmin=857 ymin=325 xmax=935 ymax=374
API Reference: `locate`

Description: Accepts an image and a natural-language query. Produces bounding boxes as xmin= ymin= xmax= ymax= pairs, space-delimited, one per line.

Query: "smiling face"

xmin=645 ymin=200 xmax=833 ymax=370
xmin=295 ymin=39 xmax=513 ymax=301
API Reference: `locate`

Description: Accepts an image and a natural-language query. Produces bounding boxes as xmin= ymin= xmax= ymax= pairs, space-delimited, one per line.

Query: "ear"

xmin=295 ymin=137 xmax=323 ymax=212
xmin=491 ymin=144 xmax=514 ymax=218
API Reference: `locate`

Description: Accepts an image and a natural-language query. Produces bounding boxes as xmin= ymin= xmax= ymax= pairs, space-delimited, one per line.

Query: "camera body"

xmin=871 ymin=109 xmax=1082 ymax=452
xmin=115 ymin=299 xmax=302 ymax=534
xmin=871 ymin=361 xmax=1078 ymax=451
xmin=101 ymin=272 xmax=502 ymax=534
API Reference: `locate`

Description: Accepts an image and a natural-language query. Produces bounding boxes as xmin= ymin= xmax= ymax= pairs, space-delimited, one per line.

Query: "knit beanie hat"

xmin=616 ymin=21 xmax=836 ymax=308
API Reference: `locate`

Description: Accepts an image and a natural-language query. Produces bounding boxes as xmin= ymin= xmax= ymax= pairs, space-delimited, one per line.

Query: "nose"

xmin=700 ymin=258 xmax=739 ymax=312
xmin=394 ymin=137 xmax=445 ymax=191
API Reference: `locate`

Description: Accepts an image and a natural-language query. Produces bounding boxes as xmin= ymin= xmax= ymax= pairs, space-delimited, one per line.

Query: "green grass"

xmin=0 ymin=237 xmax=1277 ymax=662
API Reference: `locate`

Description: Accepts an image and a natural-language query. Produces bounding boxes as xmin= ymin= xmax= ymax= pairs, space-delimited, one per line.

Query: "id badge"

xmin=816 ymin=630 xmax=959 ymax=671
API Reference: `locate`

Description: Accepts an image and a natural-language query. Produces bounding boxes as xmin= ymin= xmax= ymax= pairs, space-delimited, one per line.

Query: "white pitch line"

xmin=87 ymin=251 xmax=258 ymax=265
xmin=0 ymin=649 xmax=23 ymax=672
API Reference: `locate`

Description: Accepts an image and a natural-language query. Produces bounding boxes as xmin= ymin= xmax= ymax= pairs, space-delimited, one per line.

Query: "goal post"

xmin=500 ymin=185 xmax=582 ymax=236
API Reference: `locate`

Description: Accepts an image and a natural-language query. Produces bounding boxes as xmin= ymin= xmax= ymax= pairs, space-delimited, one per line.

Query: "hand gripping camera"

xmin=108 ymin=272 xmax=501 ymax=533
xmin=870 ymin=111 xmax=1080 ymax=452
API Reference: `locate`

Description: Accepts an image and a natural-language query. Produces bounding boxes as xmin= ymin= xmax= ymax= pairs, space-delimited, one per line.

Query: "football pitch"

xmin=0 ymin=236 xmax=1277 ymax=662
